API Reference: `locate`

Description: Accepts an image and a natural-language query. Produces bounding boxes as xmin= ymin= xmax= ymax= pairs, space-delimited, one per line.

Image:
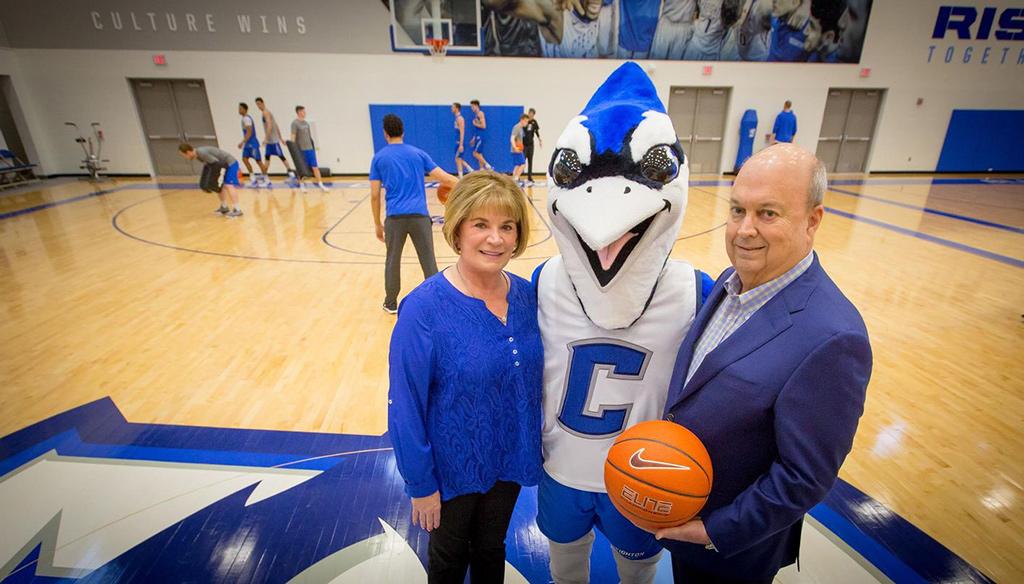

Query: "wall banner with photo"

xmin=388 ymin=0 xmax=873 ymax=63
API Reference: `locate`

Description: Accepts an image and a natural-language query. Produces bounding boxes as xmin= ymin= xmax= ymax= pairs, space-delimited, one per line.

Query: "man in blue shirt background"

xmin=771 ymin=101 xmax=798 ymax=144
xmin=370 ymin=114 xmax=458 ymax=314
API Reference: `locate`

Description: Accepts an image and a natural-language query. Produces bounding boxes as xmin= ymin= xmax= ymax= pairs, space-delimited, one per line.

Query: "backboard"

xmin=389 ymin=0 xmax=483 ymax=55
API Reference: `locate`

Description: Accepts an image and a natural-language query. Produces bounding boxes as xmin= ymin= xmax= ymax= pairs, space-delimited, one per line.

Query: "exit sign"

xmin=153 ymin=54 xmax=167 ymax=66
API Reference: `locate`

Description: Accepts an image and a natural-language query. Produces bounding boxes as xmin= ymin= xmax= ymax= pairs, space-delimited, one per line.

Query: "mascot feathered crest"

xmin=547 ymin=62 xmax=689 ymax=329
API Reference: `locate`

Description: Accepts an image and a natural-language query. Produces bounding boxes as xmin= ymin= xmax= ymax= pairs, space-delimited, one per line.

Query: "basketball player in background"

xmin=255 ymin=97 xmax=296 ymax=187
xmin=522 ymin=108 xmax=542 ymax=185
xmin=721 ymin=0 xmax=767 ymax=61
xmin=767 ymin=0 xmax=815 ymax=61
xmin=468 ymin=100 xmax=493 ymax=172
xmin=510 ymin=114 xmax=528 ymax=185
xmin=238 ymin=102 xmax=268 ymax=188
xmin=806 ymin=0 xmax=847 ymax=62
xmin=482 ymin=0 xmax=563 ymax=56
xmin=370 ymin=114 xmax=457 ymax=314
xmin=837 ymin=0 xmax=871 ymax=62
xmin=651 ymin=0 xmax=697 ymax=60
xmin=538 ymin=0 xmax=614 ymax=59
xmin=452 ymin=103 xmax=474 ymax=178
xmin=179 ymin=143 xmax=243 ymax=217
xmin=684 ymin=0 xmax=727 ymax=60
xmin=290 ymin=106 xmax=329 ymax=192
xmin=614 ymin=0 xmax=661 ymax=58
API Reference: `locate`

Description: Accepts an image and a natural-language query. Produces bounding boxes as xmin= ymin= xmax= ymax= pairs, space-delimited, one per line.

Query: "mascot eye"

xmin=553 ymin=149 xmax=583 ymax=187
xmin=640 ymin=146 xmax=679 ymax=184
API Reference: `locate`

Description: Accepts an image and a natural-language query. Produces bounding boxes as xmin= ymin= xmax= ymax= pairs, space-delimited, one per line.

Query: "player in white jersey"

xmin=254 ymin=97 xmax=296 ymax=187
xmin=736 ymin=0 xmax=773 ymax=61
xmin=683 ymin=0 xmax=725 ymax=60
xmin=650 ymin=0 xmax=697 ymax=60
xmin=534 ymin=63 xmax=709 ymax=584
xmin=539 ymin=0 xmax=614 ymax=58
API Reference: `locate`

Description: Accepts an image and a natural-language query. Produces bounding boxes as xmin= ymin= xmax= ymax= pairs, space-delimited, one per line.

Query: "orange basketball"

xmin=604 ymin=420 xmax=712 ymax=532
xmin=437 ymin=182 xmax=451 ymax=204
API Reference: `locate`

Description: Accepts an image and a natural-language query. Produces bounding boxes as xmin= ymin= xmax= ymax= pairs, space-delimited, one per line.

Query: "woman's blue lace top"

xmin=387 ymin=271 xmax=543 ymax=501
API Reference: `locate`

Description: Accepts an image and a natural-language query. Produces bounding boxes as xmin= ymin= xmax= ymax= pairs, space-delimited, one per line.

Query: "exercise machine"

xmin=65 ymin=121 xmax=109 ymax=180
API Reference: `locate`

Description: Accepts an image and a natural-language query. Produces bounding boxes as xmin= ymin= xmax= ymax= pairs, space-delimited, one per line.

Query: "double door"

xmin=816 ymin=89 xmax=884 ymax=173
xmin=131 ymin=79 xmax=217 ymax=176
xmin=667 ymin=87 xmax=730 ymax=174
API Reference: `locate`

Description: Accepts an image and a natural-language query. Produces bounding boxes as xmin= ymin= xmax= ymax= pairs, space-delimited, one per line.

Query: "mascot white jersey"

xmin=538 ymin=62 xmax=700 ymax=491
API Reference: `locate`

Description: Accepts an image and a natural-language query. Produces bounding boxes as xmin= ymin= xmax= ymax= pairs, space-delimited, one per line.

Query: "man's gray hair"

xmin=808 ymin=159 xmax=827 ymax=208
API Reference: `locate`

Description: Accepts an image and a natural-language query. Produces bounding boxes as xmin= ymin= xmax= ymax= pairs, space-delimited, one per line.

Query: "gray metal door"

xmin=816 ymin=89 xmax=884 ymax=173
xmin=668 ymin=87 xmax=697 ymax=167
xmin=131 ymin=79 xmax=216 ymax=176
xmin=667 ymin=86 xmax=730 ymax=174
xmin=172 ymin=81 xmax=218 ymax=154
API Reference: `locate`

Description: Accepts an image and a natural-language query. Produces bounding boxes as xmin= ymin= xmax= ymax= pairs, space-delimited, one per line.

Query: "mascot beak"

xmin=554 ymin=177 xmax=668 ymax=272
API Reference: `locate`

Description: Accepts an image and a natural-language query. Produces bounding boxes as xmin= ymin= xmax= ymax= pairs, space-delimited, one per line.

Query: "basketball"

xmin=513 ymin=143 xmax=523 ymax=153
xmin=437 ymin=182 xmax=451 ymax=204
xmin=604 ymin=420 xmax=712 ymax=532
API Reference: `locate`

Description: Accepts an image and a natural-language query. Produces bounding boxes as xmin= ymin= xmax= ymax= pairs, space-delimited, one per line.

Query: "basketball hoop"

xmin=428 ymin=38 xmax=449 ymax=62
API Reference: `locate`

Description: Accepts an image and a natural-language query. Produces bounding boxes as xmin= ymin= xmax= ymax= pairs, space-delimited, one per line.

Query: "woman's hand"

xmin=411 ymin=491 xmax=441 ymax=532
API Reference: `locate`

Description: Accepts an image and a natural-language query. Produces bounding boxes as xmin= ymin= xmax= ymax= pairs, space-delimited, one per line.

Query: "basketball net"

xmin=429 ymin=38 xmax=449 ymax=62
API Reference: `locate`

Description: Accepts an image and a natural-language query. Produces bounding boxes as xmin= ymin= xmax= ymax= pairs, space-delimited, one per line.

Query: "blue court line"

xmin=0 ymin=185 xmax=126 ymax=220
xmin=0 ymin=181 xmax=342 ymax=221
xmin=834 ymin=177 xmax=1024 ymax=186
xmin=829 ymin=187 xmax=1024 ymax=234
xmin=2 ymin=178 xmax=1017 ymax=221
xmin=824 ymin=206 xmax=1023 ymax=268
xmin=816 ymin=481 xmax=995 ymax=583
xmin=53 ymin=439 xmax=345 ymax=471
xmin=808 ymin=504 xmax=926 ymax=584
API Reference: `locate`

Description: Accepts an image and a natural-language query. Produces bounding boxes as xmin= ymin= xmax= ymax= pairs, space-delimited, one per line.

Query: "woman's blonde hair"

xmin=442 ymin=170 xmax=531 ymax=258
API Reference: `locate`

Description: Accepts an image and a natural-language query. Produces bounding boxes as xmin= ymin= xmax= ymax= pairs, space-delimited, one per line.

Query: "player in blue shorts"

xmin=237 ymin=102 xmax=268 ymax=188
xmin=452 ymin=102 xmax=474 ymax=178
xmin=178 ymin=143 xmax=243 ymax=217
xmin=255 ymin=97 xmax=296 ymax=187
xmin=468 ymin=100 xmax=493 ymax=171
xmin=290 ymin=106 xmax=328 ymax=192
xmin=510 ymin=114 xmax=528 ymax=185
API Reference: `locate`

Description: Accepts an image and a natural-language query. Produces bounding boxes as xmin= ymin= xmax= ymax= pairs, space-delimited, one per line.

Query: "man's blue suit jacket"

xmin=660 ymin=254 xmax=872 ymax=581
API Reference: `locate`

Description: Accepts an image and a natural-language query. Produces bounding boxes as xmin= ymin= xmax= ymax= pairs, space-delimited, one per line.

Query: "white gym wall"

xmin=0 ymin=1 xmax=1021 ymax=176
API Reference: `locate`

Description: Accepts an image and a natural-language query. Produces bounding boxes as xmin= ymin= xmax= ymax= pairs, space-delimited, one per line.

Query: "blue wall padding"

xmin=937 ymin=110 xmax=1024 ymax=172
xmin=369 ymin=104 xmax=525 ymax=174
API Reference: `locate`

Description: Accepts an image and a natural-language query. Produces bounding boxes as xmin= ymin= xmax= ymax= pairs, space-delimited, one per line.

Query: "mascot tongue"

xmin=597 ymin=232 xmax=636 ymax=270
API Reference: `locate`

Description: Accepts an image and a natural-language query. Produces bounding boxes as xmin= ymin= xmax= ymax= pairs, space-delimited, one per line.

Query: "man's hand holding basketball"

xmin=411 ymin=491 xmax=441 ymax=531
xmin=654 ymin=518 xmax=711 ymax=546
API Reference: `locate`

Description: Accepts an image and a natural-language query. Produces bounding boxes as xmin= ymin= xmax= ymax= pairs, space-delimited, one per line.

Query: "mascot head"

xmin=547 ymin=62 xmax=689 ymax=329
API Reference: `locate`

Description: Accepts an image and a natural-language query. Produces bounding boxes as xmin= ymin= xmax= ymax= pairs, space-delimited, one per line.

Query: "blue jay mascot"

xmin=534 ymin=62 xmax=707 ymax=583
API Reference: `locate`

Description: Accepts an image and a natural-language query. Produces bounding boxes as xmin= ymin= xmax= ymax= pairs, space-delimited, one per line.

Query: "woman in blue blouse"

xmin=388 ymin=170 xmax=542 ymax=584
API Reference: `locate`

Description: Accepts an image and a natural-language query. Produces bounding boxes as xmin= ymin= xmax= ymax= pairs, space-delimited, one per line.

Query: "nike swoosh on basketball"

xmin=628 ymin=448 xmax=691 ymax=471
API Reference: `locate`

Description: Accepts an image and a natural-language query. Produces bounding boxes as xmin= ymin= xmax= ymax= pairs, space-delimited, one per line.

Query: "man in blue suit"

xmin=654 ymin=143 xmax=872 ymax=583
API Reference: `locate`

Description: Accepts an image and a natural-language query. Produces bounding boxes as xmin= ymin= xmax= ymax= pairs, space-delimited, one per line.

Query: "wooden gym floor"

xmin=0 ymin=174 xmax=1021 ymax=582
